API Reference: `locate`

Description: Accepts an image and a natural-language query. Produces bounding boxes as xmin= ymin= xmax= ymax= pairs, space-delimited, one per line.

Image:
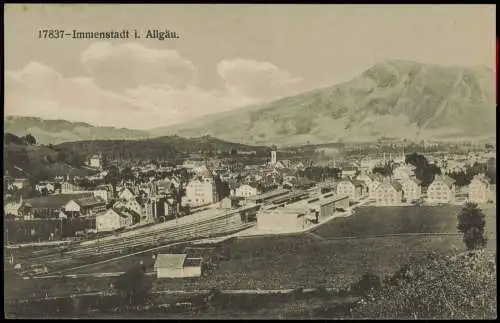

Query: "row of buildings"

xmin=336 ymin=171 xmax=494 ymax=205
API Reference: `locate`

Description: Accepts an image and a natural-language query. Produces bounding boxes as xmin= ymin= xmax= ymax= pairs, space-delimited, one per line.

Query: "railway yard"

xmin=8 ymin=204 xmax=260 ymax=276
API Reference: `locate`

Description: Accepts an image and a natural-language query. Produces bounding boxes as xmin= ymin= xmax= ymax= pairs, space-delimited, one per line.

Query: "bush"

xmin=350 ymin=272 xmax=382 ymax=296
xmin=457 ymin=203 xmax=487 ymax=250
xmin=350 ymin=251 xmax=497 ymax=319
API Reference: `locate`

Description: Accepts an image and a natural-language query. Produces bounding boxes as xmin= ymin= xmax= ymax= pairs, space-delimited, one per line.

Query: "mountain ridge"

xmin=5 ymin=60 xmax=495 ymax=146
xmin=153 ymin=60 xmax=496 ymax=146
xmin=4 ymin=116 xmax=152 ymax=145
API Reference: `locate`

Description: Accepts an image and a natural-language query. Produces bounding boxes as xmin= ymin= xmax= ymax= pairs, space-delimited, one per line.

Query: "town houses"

xmin=184 ymin=177 xmax=218 ymax=206
xmin=63 ymin=196 xmax=107 ymax=218
xmin=87 ymin=154 xmax=103 ymax=170
xmin=95 ymin=207 xmax=135 ymax=232
xmin=336 ymin=180 xmax=367 ymax=201
xmin=468 ymin=174 xmax=491 ymax=204
xmin=232 ymin=184 xmax=260 ymax=198
xmin=427 ymin=175 xmax=457 ymax=204
xmin=3 ymin=145 xmax=496 ymax=245
xmin=392 ymin=163 xmax=416 ymax=181
xmin=374 ymin=179 xmax=403 ymax=205
xmin=401 ymin=178 xmax=422 ymax=203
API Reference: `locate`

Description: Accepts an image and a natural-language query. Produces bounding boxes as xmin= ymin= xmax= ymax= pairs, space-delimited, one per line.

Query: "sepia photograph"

xmin=3 ymin=3 xmax=497 ymax=319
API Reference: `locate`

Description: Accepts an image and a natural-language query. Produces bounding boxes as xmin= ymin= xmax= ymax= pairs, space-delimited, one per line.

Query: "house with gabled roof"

xmin=113 ymin=196 xmax=143 ymax=216
xmin=375 ymin=179 xmax=403 ymax=205
xmin=336 ymin=180 xmax=366 ymax=201
xmin=118 ymin=187 xmax=135 ymax=201
xmin=157 ymin=178 xmax=176 ymax=195
xmin=367 ymin=174 xmax=385 ymax=199
xmin=95 ymin=208 xmax=134 ymax=232
xmin=468 ymin=174 xmax=490 ymax=203
xmin=19 ymin=193 xmax=92 ymax=219
xmin=234 ymin=184 xmax=260 ymax=198
xmin=356 ymin=172 xmax=374 ymax=186
xmin=393 ymin=163 xmax=416 ymax=181
xmin=427 ymin=175 xmax=456 ymax=204
xmin=184 ymin=177 xmax=217 ymax=206
xmin=401 ymin=178 xmax=422 ymax=203
xmin=340 ymin=166 xmax=359 ymax=179
xmin=64 ymin=196 xmax=107 ymax=217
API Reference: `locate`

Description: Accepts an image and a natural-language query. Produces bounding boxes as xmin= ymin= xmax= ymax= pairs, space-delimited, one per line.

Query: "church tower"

xmin=270 ymin=145 xmax=277 ymax=165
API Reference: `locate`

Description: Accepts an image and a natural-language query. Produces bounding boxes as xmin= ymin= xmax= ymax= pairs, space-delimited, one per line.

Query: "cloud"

xmin=5 ymin=44 xmax=309 ymax=129
xmin=4 ymin=61 xmax=258 ymax=129
xmin=80 ymin=42 xmax=199 ymax=91
xmin=5 ymin=62 xmax=148 ymax=128
xmin=217 ymin=58 xmax=305 ymax=100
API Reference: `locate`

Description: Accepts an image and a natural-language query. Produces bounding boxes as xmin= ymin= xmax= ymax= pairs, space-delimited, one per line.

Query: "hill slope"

xmin=4 ymin=116 xmax=151 ymax=145
xmin=153 ymin=60 xmax=496 ymax=146
xmin=4 ymin=133 xmax=268 ymax=182
xmin=3 ymin=133 xmax=96 ymax=181
xmin=54 ymin=135 xmax=269 ymax=161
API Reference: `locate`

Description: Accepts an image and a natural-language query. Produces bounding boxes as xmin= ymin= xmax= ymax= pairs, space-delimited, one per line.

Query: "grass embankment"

xmin=7 ymin=206 xmax=496 ymax=300
xmin=313 ymin=205 xmax=496 ymax=239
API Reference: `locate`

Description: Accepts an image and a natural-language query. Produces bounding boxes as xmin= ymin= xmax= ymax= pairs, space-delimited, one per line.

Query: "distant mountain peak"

xmin=157 ymin=61 xmax=495 ymax=146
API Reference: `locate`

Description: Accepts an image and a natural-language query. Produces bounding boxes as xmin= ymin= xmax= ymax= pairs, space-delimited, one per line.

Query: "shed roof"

xmin=24 ymin=193 xmax=91 ymax=209
xmin=154 ymin=254 xmax=187 ymax=270
xmin=251 ymin=188 xmax=290 ymax=200
xmin=183 ymin=257 xmax=203 ymax=267
xmin=74 ymin=196 xmax=105 ymax=207
xmin=271 ymin=190 xmax=308 ymax=204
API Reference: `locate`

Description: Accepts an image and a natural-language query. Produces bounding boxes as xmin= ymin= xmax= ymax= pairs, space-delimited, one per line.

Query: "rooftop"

xmin=24 ymin=193 xmax=92 ymax=209
xmin=308 ymin=194 xmax=349 ymax=207
xmin=74 ymin=196 xmax=106 ymax=207
xmin=271 ymin=190 xmax=309 ymax=205
xmin=154 ymin=254 xmax=187 ymax=270
xmin=250 ymin=188 xmax=290 ymax=201
xmin=183 ymin=257 xmax=203 ymax=267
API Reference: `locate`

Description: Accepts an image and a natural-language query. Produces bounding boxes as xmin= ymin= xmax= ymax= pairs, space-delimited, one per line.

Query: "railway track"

xmin=15 ymin=211 xmax=253 ymax=275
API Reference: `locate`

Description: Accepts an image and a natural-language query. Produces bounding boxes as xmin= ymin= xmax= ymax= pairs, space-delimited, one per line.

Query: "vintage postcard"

xmin=3 ymin=4 xmax=496 ymax=319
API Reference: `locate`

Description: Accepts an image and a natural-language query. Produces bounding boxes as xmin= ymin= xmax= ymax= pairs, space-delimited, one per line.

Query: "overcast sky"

xmin=4 ymin=4 xmax=496 ymax=130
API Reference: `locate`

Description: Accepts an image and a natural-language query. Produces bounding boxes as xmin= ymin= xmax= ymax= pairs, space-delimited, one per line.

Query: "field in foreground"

xmin=5 ymin=205 xmax=496 ymax=299
xmin=313 ymin=205 xmax=497 ymax=239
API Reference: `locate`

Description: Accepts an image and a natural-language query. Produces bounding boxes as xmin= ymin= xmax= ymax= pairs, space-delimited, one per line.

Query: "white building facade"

xmin=185 ymin=178 xmax=217 ymax=205
xmin=427 ymin=175 xmax=456 ymax=204
xmin=468 ymin=175 xmax=490 ymax=204
xmin=401 ymin=178 xmax=422 ymax=203
xmin=233 ymin=184 xmax=259 ymax=198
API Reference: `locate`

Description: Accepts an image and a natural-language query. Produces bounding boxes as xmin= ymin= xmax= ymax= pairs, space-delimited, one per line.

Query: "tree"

xmin=215 ymin=176 xmax=230 ymax=200
xmin=121 ymin=167 xmax=135 ymax=182
xmin=22 ymin=134 xmax=37 ymax=145
xmin=114 ymin=262 xmax=151 ymax=308
xmin=350 ymin=272 xmax=382 ymax=296
xmin=457 ymin=202 xmax=488 ymax=250
xmin=373 ymin=164 xmax=393 ymax=177
xmin=104 ymin=165 xmax=121 ymax=195
xmin=406 ymin=153 xmax=441 ymax=186
xmin=448 ymin=171 xmax=470 ymax=187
